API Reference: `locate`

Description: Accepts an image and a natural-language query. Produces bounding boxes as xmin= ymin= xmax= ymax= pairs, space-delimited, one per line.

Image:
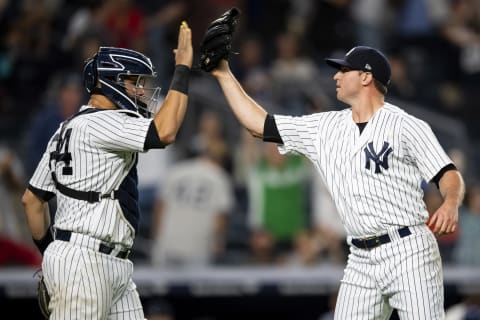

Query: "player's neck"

xmin=351 ymin=92 xmax=384 ymax=123
xmin=87 ymin=94 xmax=117 ymax=110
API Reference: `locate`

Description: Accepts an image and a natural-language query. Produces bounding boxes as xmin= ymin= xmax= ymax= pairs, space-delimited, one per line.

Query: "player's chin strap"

xmin=49 ymin=108 xmax=120 ymax=203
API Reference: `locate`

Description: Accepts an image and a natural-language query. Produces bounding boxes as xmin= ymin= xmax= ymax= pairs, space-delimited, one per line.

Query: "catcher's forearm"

xmin=153 ymin=91 xmax=188 ymax=145
xmin=153 ymin=64 xmax=190 ymax=144
xmin=215 ymin=67 xmax=267 ymax=138
xmin=22 ymin=189 xmax=50 ymax=240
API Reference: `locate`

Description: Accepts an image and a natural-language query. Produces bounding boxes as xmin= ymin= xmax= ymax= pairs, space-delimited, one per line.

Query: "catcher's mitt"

xmin=199 ymin=7 xmax=241 ymax=72
xmin=36 ymin=272 xmax=51 ymax=319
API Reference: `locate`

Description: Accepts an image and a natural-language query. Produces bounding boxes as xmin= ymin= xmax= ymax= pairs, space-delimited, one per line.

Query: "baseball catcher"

xmin=199 ymin=7 xmax=241 ymax=72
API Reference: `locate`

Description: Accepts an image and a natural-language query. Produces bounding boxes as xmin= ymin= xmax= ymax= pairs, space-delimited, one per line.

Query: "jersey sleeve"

xmin=29 ymin=143 xmax=56 ymax=198
xmin=88 ymin=111 xmax=152 ymax=152
xmin=274 ymin=113 xmax=323 ymax=161
xmin=402 ymin=116 xmax=452 ymax=182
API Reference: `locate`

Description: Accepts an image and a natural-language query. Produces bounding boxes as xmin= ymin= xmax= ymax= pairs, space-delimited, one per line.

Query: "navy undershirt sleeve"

xmin=262 ymin=114 xmax=283 ymax=144
xmin=144 ymin=121 xmax=166 ymax=150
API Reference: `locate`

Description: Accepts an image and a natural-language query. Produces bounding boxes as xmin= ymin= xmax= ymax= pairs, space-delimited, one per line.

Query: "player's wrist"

xmin=33 ymin=230 xmax=54 ymax=255
xmin=170 ymin=65 xmax=190 ymax=95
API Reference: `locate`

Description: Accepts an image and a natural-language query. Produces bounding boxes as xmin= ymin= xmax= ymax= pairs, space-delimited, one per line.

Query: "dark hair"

xmin=359 ymin=71 xmax=388 ymax=95
xmin=374 ymin=79 xmax=387 ymax=95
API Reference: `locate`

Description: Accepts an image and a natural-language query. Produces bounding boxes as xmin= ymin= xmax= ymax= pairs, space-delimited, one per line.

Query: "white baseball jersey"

xmin=29 ymin=105 xmax=153 ymax=319
xmin=275 ymin=102 xmax=451 ymax=238
xmin=274 ymin=102 xmax=452 ymax=319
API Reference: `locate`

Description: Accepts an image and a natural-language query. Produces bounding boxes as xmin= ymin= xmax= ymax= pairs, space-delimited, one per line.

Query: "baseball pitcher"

xmin=199 ymin=9 xmax=465 ymax=319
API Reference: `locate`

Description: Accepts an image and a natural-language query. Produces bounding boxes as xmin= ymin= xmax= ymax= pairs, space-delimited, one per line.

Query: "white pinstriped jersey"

xmin=29 ymin=105 xmax=152 ymax=248
xmin=275 ymin=102 xmax=452 ymax=237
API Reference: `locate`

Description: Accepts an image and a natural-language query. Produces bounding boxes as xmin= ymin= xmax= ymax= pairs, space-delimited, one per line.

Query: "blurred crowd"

xmin=1 ymin=0 xmax=480 ymax=311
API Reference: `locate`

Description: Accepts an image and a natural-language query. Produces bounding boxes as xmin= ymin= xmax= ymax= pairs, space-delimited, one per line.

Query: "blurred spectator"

xmin=282 ymin=230 xmax=321 ymax=267
xmin=285 ymin=0 xmax=314 ymax=36
xmin=311 ymin=174 xmax=347 ymax=265
xmin=232 ymin=35 xmax=271 ymax=101
xmin=389 ymin=0 xmax=451 ymax=104
xmin=317 ymin=290 xmax=338 ymax=320
xmin=247 ymin=228 xmax=279 ymax=265
xmin=150 ymin=138 xmax=234 ymax=268
xmin=1 ymin=0 xmax=64 ymax=136
xmin=188 ymin=109 xmax=232 ymax=173
xmin=141 ymin=0 xmax=187 ymax=89
xmin=103 ymin=0 xmax=147 ymax=52
xmin=445 ymin=293 xmax=480 ymax=320
xmin=127 ymin=96 xmax=178 ymax=260
xmin=0 ymin=144 xmax=41 ymax=266
xmin=393 ymin=0 xmax=448 ymax=40
xmin=270 ymin=31 xmax=328 ymax=115
xmin=441 ymin=0 xmax=480 ymax=81
xmin=61 ymin=0 xmax=110 ymax=52
xmin=133 ymin=145 xmax=176 ymax=262
xmin=0 ymin=144 xmax=28 ymax=241
xmin=441 ymin=0 xmax=480 ymax=139
xmin=305 ymin=0 xmax=355 ymax=57
xmin=144 ymin=298 xmax=175 ymax=320
xmin=23 ymin=72 xmax=84 ymax=177
xmin=246 ymin=142 xmax=311 ymax=254
xmin=387 ymin=50 xmax=417 ymax=102
xmin=351 ymin=0 xmax=393 ymax=50
xmin=453 ymin=182 xmax=480 ymax=266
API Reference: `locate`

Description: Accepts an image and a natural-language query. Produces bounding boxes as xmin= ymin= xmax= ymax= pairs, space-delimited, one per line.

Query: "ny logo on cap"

xmin=364 ymin=141 xmax=393 ymax=174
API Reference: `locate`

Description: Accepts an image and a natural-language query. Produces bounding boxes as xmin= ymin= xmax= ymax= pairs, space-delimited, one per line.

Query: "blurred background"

xmin=0 ymin=0 xmax=480 ymax=319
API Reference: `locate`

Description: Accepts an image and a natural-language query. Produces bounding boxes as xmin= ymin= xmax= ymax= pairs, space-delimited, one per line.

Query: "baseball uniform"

xmin=274 ymin=102 xmax=452 ymax=319
xmin=28 ymin=106 xmax=154 ymax=319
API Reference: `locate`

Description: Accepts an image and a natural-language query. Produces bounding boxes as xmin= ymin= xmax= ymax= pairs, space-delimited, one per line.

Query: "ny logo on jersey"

xmin=364 ymin=141 xmax=393 ymax=174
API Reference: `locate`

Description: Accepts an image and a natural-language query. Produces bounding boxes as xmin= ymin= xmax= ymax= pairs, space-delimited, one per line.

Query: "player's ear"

xmin=361 ymin=72 xmax=373 ymax=86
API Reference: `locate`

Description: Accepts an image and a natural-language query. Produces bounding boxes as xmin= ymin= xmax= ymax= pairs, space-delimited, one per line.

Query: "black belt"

xmin=351 ymin=227 xmax=411 ymax=250
xmin=55 ymin=229 xmax=130 ymax=259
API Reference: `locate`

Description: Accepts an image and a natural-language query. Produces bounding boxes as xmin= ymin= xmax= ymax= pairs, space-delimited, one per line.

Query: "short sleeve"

xmin=402 ymin=116 xmax=452 ymax=182
xmin=29 ymin=145 xmax=56 ymax=196
xmin=274 ymin=113 xmax=323 ymax=161
xmin=88 ymin=111 xmax=152 ymax=152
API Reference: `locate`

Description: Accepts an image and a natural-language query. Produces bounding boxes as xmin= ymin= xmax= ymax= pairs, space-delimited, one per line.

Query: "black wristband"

xmin=169 ymin=64 xmax=190 ymax=95
xmin=33 ymin=230 xmax=54 ymax=255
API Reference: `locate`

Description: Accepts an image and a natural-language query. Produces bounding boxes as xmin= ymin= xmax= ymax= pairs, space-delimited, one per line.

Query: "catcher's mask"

xmin=83 ymin=47 xmax=162 ymax=118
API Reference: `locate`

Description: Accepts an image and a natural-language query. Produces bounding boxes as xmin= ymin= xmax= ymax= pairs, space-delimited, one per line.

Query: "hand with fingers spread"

xmin=174 ymin=21 xmax=193 ymax=68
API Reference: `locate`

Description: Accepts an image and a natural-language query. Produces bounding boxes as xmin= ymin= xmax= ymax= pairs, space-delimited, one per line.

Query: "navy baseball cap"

xmin=325 ymin=46 xmax=391 ymax=87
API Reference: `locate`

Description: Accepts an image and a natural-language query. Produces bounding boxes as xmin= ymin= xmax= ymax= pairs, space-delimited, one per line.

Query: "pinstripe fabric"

xmin=30 ymin=106 xmax=151 ymax=246
xmin=275 ymin=103 xmax=451 ymax=238
xmin=30 ymin=105 xmax=151 ymax=319
xmin=43 ymin=241 xmax=144 ymax=320
xmin=274 ymin=103 xmax=450 ymax=318
xmin=335 ymin=226 xmax=443 ymax=319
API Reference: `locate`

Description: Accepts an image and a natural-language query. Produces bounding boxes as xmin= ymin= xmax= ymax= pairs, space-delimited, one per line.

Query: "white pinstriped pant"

xmin=335 ymin=225 xmax=444 ymax=319
xmin=43 ymin=240 xmax=144 ymax=320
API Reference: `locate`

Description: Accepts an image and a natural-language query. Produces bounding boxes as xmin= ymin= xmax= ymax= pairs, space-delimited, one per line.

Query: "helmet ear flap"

xmin=83 ymin=54 xmax=98 ymax=93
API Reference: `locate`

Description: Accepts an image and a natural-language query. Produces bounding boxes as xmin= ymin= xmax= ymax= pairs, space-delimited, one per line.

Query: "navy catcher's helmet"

xmin=83 ymin=47 xmax=161 ymax=118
